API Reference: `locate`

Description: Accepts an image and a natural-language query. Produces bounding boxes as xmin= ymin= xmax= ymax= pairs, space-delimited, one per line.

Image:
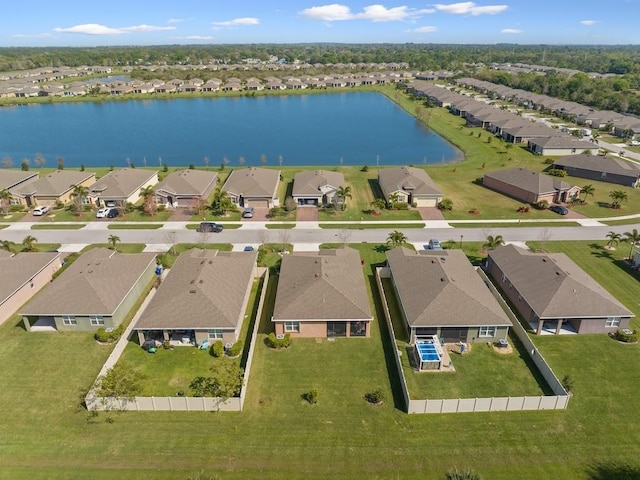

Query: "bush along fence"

xmin=85 ymin=268 xmax=269 ymax=412
xmin=375 ymin=267 xmax=570 ymax=415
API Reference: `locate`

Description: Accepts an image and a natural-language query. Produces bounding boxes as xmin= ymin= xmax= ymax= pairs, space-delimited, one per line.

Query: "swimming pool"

xmin=415 ymin=337 xmax=444 ymax=371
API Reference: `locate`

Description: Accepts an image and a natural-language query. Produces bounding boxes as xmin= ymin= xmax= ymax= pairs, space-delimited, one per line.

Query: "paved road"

xmin=2 ymin=220 xmax=639 ymax=249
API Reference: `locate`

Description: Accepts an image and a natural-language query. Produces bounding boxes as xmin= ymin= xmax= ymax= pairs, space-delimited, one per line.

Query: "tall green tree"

xmin=387 ymin=230 xmax=408 ymax=247
xmin=0 ymin=188 xmax=11 ymax=215
xmin=483 ymin=235 xmax=504 ymax=251
xmin=335 ymin=185 xmax=352 ymax=211
xmin=580 ymin=184 xmax=595 ymax=203
xmin=211 ymin=187 xmax=233 ymax=215
xmin=108 ymin=234 xmax=120 ymax=252
xmin=140 ymin=185 xmax=157 ymax=216
xmin=606 ymin=231 xmax=622 ymax=248
xmin=608 ymin=190 xmax=628 ymax=209
xmin=0 ymin=239 xmax=15 ymax=253
xmin=623 ymin=228 xmax=640 ymax=260
xmin=69 ymin=184 xmax=89 ymax=215
xmin=21 ymin=235 xmax=38 ymax=252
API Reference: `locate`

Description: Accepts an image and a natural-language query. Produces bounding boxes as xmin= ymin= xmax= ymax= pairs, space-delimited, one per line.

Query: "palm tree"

xmin=211 ymin=187 xmax=233 ymax=215
xmin=108 ymin=234 xmax=120 ymax=252
xmin=0 ymin=188 xmax=11 ymax=215
xmin=606 ymin=231 xmax=622 ymax=248
xmin=483 ymin=234 xmax=504 ymax=251
xmin=623 ymin=228 xmax=640 ymax=260
xmin=387 ymin=192 xmax=401 ymax=206
xmin=609 ymin=190 xmax=628 ymax=209
xmin=0 ymin=239 xmax=15 ymax=253
xmin=580 ymin=184 xmax=595 ymax=203
xmin=21 ymin=235 xmax=38 ymax=252
xmin=370 ymin=198 xmax=386 ymax=215
xmin=386 ymin=230 xmax=408 ymax=247
xmin=140 ymin=185 xmax=157 ymax=216
xmin=335 ymin=185 xmax=352 ymax=211
xmin=69 ymin=184 xmax=89 ymax=215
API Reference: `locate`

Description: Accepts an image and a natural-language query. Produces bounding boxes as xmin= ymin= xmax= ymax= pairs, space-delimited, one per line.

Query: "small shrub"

xmin=54 ymin=200 xmax=65 ymax=210
xmin=517 ymin=205 xmax=530 ymax=213
xmin=302 ymin=389 xmax=318 ymax=404
xmin=269 ymin=206 xmax=284 ymax=218
xmin=266 ymin=332 xmax=291 ymax=349
xmin=391 ymin=202 xmax=409 ymax=210
xmin=543 ymin=158 xmax=555 ymax=164
xmin=613 ymin=329 xmax=638 ymax=343
xmin=364 ymin=389 xmax=385 ymax=405
xmin=227 ymin=340 xmax=244 ymax=357
xmin=10 ymin=205 xmax=25 ymax=212
xmin=360 ymin=165 xmax=369 ymax=172
xmin=210 ymin=340 xmax=225 ymax=358
xmin=438 ymin=199 xmax=453 ymax=211
xmin=162 ymin=163 xmax=169 ymax=173
xmin=548 ymin=168 xmax=567 ymax=177
xmin=162 ymin=340 xmax=171 ymax=350
xmin=561 ymin=374 xmax=574 ymax=393
xmin=284 ymin=196 xmax=297 ymax=212
xmin=534 ymin=200 xmax=549 ymax=210
xmin=94 ymin=324 xmax=125 ymax=343
xmin=157 ymin=204 xmax=166 ymax=212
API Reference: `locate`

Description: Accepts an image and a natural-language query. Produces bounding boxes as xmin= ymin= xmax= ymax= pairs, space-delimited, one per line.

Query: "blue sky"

xmin=2 ymin=1 xmax=637 ymax=47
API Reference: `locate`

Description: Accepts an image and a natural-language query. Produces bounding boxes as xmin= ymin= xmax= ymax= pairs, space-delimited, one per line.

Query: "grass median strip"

xmin=265 ymin=223 xmax=296 ymax=229
xmin=451 ymin=221 xmax=582 ymax=228
xmin=31 ymin=223 xmax=86 ymax=230
xmin=319 ymin=222 xmax=425 ymax=229
xmin=107 ymin=223 xmax=163 ymax=230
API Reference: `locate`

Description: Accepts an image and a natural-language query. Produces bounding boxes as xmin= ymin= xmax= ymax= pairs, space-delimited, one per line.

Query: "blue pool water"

xmin=416 ymin=340 xmax=441 ymax=363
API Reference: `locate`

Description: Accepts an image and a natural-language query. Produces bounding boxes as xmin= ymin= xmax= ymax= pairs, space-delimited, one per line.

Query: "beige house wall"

xmin=0 ymin=255 xmax=62 ymax=326
xmin=274 ymin=320 xmax=370 ymax=338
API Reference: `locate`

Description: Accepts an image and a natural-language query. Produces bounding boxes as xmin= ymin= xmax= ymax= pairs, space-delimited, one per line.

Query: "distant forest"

xmin=1 ymin=43 xmax=639 ymax=115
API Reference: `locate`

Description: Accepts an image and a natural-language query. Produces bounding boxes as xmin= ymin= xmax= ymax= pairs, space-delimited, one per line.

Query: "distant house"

xmin=222 ymin=167 xmax=280 ymax=208
xmin=0 ymin=170 xmax=38 ymax=205
xmin=134 ymin=249 xmax=257 ymax=346
xmin=12 ymin=170 xmax=96 ymax=208
xmin=272 ymin=248 xmax=373 ymax=338
xmin=527 ymin=136 xmax=599 ymax=156
xmin=292 ymin=170 xmax=345 ymax=207
xmin=378 ymin=166 xmax=443 ymax=207
xmin=385 ymin=247 xmax=511 ymax=344
xmin=154 ymin=169 xmax=218 ymax=208
xmin=0 ymin=251 xmax=62 ymax=326
xmin=486 ymin=245 xmax=634 ymax=334
xmin=553 ymin=154 xmax=640 ymax=187
xmin=21 ymin=248 xmax=157 ymax=332
xmin=483 ymin=167 xmax=580 ymax=204
xmin=88 ymin=168 xmax=158 ymax=207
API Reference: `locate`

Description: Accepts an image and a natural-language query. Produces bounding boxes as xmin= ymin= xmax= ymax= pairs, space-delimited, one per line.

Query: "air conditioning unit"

xmin=276 ymin=334 xmax=285 ymax=340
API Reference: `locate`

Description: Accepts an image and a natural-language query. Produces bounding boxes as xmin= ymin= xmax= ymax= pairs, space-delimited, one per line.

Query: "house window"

xmin=478 ymin=326 xmax=496 ymax=337
xmin=208 ymin=329 xmax=223 ymax=339
xmin=10 ymin=198 xmax=20 ymax=206
xmin=350 ymin=321 xmax=366 ymax=337
xmin=62 ymin=315 xmax=77 ymax=326
xmin=284 ymin=321 xmax=300 ymax=333
xmin=89 ymin=316 xmax=104 ymax=326
xmin=605 ymin=317 xmax=621 ymax=328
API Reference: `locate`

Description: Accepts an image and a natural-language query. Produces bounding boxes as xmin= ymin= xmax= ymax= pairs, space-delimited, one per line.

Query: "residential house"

xmin=154 ymin=169 xmax=218 ymax=208
xmin=378 ymin=166 xmax=443 ymax=207
xmin=88 ymin=168 xmax=158 ymax=207
xmin=292 ymin=170 xmax=345 ymax=207
xmin=272 ymin=248 xmax=373 ymax=338
xmin=0 ymin=170 xmax=38 ymax=206
xmin=385 ymin=247 xmax=511 ymax=344
xmin=134 ymin=249 xmax=257 ymax=346
xmin=11 ymin=170 xmax=96 ymax=208
xmin=21 ymin=248 xmax=156 ymax=332
xmin=483 ymin=167 xmax=580 ymax=204
xmin=486 ymin=245 xmax=634 ymax=334
xmin=527 ymin=136 xmax=599 ymax=156
xmin=222 ymin=167 xmax=280 ymax=208
xmin=0 ymin=251 xmax=62 ymax=326
xmin=553 ymin=154 xmax=640 ymax=187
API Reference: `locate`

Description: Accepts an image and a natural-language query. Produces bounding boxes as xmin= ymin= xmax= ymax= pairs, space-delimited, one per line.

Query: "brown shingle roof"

xmin=0 ymin=252 xmax=61 ymax=304
xmin=386 ymin=247 xmax=511 ymax=328
xmin=135 ymin=249 xmax=257 ymax=330
xmin=222 ymin=167 xmax=280 ymax=198
xmin=0 ymin=170 xmax=38 ymax=191
xmin=89 ymin=168 xmax=158 ymax=199
xmin=273 ymin=248 xmax=372 ymax=322
xmin=155 ymin=169 xmax=218 ymax=197
xmin=484 ymin=167 xmax=576 ymax=195
xmin=488 ymin=245 xmax=633 ymax=319
xmin=20 ymin=248 xmax=156 ymax=316
xmin=378 ymin=166 xmax=442 ymax=197
xmin=292 ymin=170 xmax=345 ymax=196
xmin=13 ymin=170 xmax=96 ymax=197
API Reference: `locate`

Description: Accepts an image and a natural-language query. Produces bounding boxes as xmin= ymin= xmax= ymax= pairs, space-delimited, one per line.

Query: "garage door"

xmin=414 ymin=197 xmax=438 ymax=207
xmin=244 ymin=199 xmax=270 ymax=208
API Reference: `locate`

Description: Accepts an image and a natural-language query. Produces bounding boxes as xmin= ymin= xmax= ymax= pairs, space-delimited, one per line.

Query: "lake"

xmin=0 ymin=92 xmax=461 ymax=168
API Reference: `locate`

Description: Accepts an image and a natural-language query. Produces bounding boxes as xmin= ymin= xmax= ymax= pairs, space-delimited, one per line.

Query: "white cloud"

xmin=501 ymin=28 xmax=522 ymax=33
xmin=581 ymin=20 xmax=597 ymax=26
xmin=12 ymin=32 xmax=54 ymax=38
xmin=168 ymin=18 xmax=184 ymax=24
xmin=408 ymin=26 xmax=438 ymax=33
xmin=53 ymin=23 xmax=175 ymax=35
xmin=211 ymin=17 xmax=260 ymax=27
xmin=185 ymin=35 xmax=214 ymax=40
xmin=299 ymin=3 xmax=435 ymax=22
xmin=434 ymin=2 xmax=508 ymax=15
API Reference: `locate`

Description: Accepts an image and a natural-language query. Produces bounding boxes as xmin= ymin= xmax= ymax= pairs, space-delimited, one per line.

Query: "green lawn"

xmin=319 ymin=222 xmax=425 ymax=229
xmin=264 ymin=223 xmax=296 ymax=229
xmin=452 ymin=221 xmax=582 ymax=228
xmin=80 ymin=243 xmax=146 ymax=253
xmin=31 ymin=223 xmax=86 ymax=230
xmin=107 ymin=223 xmax=163 ymax=230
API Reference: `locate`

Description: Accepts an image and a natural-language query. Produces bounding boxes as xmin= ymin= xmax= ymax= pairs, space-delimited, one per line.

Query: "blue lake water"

xmin=0 ymin=92 xmax=460 ymax=168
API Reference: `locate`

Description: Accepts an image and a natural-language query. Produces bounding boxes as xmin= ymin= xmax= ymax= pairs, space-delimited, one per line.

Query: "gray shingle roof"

xmin=0 ymin=252 xmax=61 ymax=304
xmin=378 ymin=166 xmax=442 ymax=197
xmin=488 ymin=245 xmax=633 ymax=319
xmin=222 ymin=167 xmax=280 ymax=198
xmin=20 ymin=248 xmax=156 ymax=316
xmin=135 ymin=249 xmax=257 ymax=330
xmin=13 ymin=170 xmax=96 ymax=197
xmin=529 ymin=136 xmax=595 ymax=149
xmin=89 ymin=168 xmax=158 ymax=199
xmin=484 ymin=167 xmax=576 ymax=195
xmin=292 ymin=170 xmax=345 ymax=196
xmin=386 ymin=247 xmax=511 ymax=328
xmin=554 ymin=154 xmax=640 ymax=178
xmin=0 ymin=170 xmax=38 ymax=191
xmin=273 ymin=248 xmax=372 ymax=322
xmin=155 ymin=169 xmax=218 ymax=197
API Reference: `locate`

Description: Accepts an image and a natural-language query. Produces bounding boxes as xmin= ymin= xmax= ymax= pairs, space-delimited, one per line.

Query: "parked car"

xmin=549 ymin=204 xmax=569 ymax=215
xmin=629 ymin=140 xmax=640 ymax=146
xmin=196 ymin=222 xmax=223 ymax=233
xmin=96 ymin=208 xmax=110 ymax=218
xmin=106 ymin=208 xmax=120 ymax=218
xmin=243 ymin=246 xmax=255 ymax=252
xmin=426 ymin=239 xmax=443 ymax=250
xmin=32 ymin=206 xmax=50 ymax=216
xmin=242 ymin=207 xmax=255 ymax=218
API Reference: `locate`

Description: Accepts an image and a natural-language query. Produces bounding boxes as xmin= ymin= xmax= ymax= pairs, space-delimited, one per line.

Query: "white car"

xmin=32 ymin=206 xmax=50 ymax=216
xmin=629 ymin=140 xmax=640 ymax=147
xmin=96 ymin=208 xmax=110 ymax=218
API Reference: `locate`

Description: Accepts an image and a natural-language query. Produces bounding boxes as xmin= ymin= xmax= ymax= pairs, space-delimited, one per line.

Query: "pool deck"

xmin=414 ymin=342 xmax=460 ymax=373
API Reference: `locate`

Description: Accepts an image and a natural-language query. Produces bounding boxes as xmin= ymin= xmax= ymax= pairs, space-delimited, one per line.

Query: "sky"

xmin=1 ymin=0 xmax=638 ymax=47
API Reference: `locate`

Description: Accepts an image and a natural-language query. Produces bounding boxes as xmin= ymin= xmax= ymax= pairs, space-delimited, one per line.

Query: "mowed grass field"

xmin=0 ymin=241 xmax=639 ymax=478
